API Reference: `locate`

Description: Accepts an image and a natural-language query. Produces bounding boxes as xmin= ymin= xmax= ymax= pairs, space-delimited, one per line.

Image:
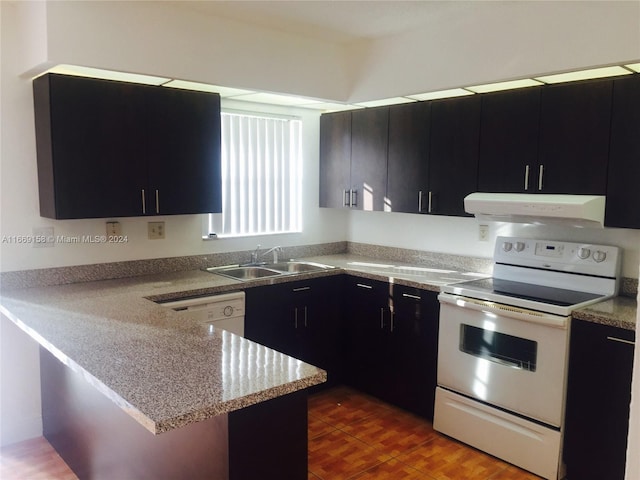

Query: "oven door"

xmin=437 ymin=293 xmax=570 ymax=427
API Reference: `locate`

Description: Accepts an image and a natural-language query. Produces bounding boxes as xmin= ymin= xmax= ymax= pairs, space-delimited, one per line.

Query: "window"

xmin=208 ymin=111 xmax=302 ymax=237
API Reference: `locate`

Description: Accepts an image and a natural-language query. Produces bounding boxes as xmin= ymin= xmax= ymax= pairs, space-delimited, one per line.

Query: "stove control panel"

xmin=495 ymin=236 xmax=621 ymax=278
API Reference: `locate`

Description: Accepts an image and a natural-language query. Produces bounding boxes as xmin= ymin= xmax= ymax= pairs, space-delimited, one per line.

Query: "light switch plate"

xmin=148 ymin=221 xmax=165 ymax=240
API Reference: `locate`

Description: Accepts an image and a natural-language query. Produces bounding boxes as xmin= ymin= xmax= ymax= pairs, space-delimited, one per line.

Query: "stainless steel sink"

xmin=267 ymin=261 xmax=333 ymax=274
xmin=204 ymin=261 xmax=333 ymax=281
xmin=204 ymin=265 xmax=284 ymax=281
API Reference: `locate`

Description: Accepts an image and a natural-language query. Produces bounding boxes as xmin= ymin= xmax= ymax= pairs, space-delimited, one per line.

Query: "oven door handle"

xmin=438 ymin=293 xmax=570 ymax=329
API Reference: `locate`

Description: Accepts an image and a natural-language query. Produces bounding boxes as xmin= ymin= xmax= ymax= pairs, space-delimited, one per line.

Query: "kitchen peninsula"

xmin=0 ymin=269 xmax=326 ymax=480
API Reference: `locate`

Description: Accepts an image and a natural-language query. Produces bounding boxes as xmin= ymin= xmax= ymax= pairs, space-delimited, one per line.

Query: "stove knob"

xmin=502 ymin=241 xmax=513 ymax=252
xmin=577 ymin=247 xmax=591 ymax=259
xmin=593 ymin=250 xmax=607 ymax=263
xmin=514 ymin=241 xmax=525 ymax=252
xmin=223 ymin=306 xmax=234 ymax=317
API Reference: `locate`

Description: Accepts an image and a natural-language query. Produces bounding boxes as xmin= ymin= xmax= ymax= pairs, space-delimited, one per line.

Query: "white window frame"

xmin=207 ymin=110 xmax=303 ymax=238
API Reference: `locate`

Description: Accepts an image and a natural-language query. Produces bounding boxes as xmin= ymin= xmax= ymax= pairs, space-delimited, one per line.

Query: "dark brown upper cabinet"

xmin=427 ymin=95 xmax=481 ymax=216
xmin=386 ymin=102 xmax=431 ymax=214
xmin=33 ymin=73 xmax=221 ymax=219
xmin=350 ymin=106 xmax=389 ymax=211
xmin=478 ymin=87 xmax=541 ymax=193
xmin=537 ymin=79 xmax=612 ymax=195
xmin=605 ymin=74 xmax=640 ymax=229
xmin=319 ymin=110 xmax=352 ymax=209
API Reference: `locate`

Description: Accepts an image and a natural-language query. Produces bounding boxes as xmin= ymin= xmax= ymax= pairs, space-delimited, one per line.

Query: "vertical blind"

xmin=212 ymin=112 xmax=302 ymax=237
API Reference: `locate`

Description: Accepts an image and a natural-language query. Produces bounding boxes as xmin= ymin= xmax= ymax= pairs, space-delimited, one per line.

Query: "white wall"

xmin=346 ymin=1 xmax=640 ymax=102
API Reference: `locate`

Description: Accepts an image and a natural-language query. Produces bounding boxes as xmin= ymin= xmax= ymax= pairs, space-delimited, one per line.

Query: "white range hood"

xmin=464 ymin=193 xmax=606 ymax=227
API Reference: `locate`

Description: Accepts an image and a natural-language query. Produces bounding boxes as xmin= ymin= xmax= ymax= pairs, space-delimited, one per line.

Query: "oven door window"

xmin=459 ymin=324 xmax=537 ymax=372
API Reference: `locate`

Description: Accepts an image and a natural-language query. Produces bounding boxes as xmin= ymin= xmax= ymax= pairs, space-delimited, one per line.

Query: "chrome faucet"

xmin=249 ymin=244 xmax=262 ymax=265
xmin=248 ymin=245 xmax=283 ymax=265
xmin=262 ymin=246 xmax=283 ymax=264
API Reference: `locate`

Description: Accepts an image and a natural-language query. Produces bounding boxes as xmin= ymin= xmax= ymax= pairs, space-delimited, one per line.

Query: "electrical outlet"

xmin=478 ymin=224 xmax=489 ymax=242
xmin=106 ymin=221 xmax=121 ymax=236
xmin=148 ymin=221 xmax=165 ymax=240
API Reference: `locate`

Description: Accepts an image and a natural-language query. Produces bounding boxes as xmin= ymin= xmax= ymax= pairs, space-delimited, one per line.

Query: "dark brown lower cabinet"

xmin=245 ymin=275 xmax=344 ymax=388
xmin=564 ymin=320 xmax=635 ymax=480
xmin=40 ymin=347 xmax=308 ymax=480
xmin=343 ymin=277 xmax=439 ymax=419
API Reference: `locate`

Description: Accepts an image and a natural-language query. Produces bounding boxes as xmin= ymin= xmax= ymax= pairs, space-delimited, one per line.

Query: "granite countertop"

xmin=0 ymin=269 xmax=328 ymax=435
xmin=573 ymin=295 xmax=638 ymax=331
xmin=1 ymin=253 xmax=636 ymax=437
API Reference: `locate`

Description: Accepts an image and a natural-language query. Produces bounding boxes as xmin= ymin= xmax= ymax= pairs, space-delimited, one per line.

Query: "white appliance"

xmin=435 ymin=236 xmax=620 ymax=480
xmin=160 ymin=291 xmax=245 ymax=337
xmin=464 ymin=192 xmax=606 ymax=227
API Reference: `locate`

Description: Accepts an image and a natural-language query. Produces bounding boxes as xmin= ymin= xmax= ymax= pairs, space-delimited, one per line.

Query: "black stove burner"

xmin=456 ymin=278 xmax=603 ymax=308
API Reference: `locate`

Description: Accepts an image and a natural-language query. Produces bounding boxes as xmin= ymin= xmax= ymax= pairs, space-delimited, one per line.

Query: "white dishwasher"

xmin=160 ymin=291 xmax=245 ymax=337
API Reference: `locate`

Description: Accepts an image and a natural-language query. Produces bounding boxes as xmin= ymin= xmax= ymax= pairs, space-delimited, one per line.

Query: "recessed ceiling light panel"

xmin=353 ymin=97 xmax=416 ymax=108
xmin=624 ymin=63 xmax=640 ymax=73
xmin=406 ymin=88 xmax=474 ymax=101
xmin=45 ymin=64 xmax=171 ymax=86
xmin=163 ymin=80 xmax=253 ymax=96
xmin=535 ymin=66 xmax=632 ymax=84
xmin=466 ymin=78 xmax=543 ymax=93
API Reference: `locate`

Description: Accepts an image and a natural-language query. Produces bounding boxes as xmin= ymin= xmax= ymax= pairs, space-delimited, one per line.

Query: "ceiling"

xmin=178 ymin=0 xmax=469 ymax=44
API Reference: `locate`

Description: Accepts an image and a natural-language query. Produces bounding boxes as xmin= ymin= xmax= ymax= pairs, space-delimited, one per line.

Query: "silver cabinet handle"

xmin=350 ymin=189 xmax=357 ymax=207
xmin=607 ymin=336 xmax=635 ymax=346
xmin=380 ymin=307 xmax=385 ymax=329
xmin=343 ymin=189 xmax=350 ymax=207
xmin=356 ymin=283 xmax=373 ymax=289
xmin=402 ymin=293 xmax=421 ymax=300
xmin=292 ymin=286 xmax=311 ymax=292
xmin=418 ymin=191 xmax=423 ymax=212
xmin=155 ymin=189 xmax=160 ymax=214
xmin=294 ymin=306 xmax=308 ymax=329
xmin=524 ymin=165 xmax=530 ymax=191
xmin=141 ymin=189 xmax=146 ymax=214
xmin=428 ymin=191 xmax=433 ymax=213
xmin=538 ymin=165 xmax=544 ymax=191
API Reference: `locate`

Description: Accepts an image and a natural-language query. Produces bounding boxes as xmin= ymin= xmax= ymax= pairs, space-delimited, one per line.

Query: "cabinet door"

xmin=428 ymin=96 xmax=481 ymax=216
xmin=390 ymin=286 xmax=439 ymax=419
xmin=244 ymin=284 xmax=295 ymax=354
xmin=290 ymin=276 xmax=344 ymax=386
xmin=605 ymin=75 xmax=640 ymax=228
xmin=147 ymin=88 xmax=222 ymax=215
xmin=344 ymin=277 xmax=390 ymax=397
xmin=350 ymin=107 xmax=389 ymax=211
xmin=319 ymin=111 xmax=352 ymax=208
xmin=538 ymin=79 xmax=612 ymax=194
xmin=387 ymin=102 xmax=431 ymax=213
xmin=478 ymin=88 xmax=541 ymax=193
xmin=564 ymin=320 xmax=635 ymax=480
xmin=34 ymin=74 xmax=148 ymax=219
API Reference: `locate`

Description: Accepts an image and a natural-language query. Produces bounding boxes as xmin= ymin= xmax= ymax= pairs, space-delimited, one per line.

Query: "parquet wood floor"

xmin=308 ymin=386 xmax=543 ymax=480
xmin=1 ymin=385 xmax=543 ymax=480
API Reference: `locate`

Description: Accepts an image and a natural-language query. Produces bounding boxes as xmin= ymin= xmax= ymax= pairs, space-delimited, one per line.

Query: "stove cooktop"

xmin=446 ymin=277 xmax=606 ymax=310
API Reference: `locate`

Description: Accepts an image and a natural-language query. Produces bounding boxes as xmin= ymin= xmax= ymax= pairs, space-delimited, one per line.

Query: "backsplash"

xmin=1 ymin=241 xmax=637 ymax=297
